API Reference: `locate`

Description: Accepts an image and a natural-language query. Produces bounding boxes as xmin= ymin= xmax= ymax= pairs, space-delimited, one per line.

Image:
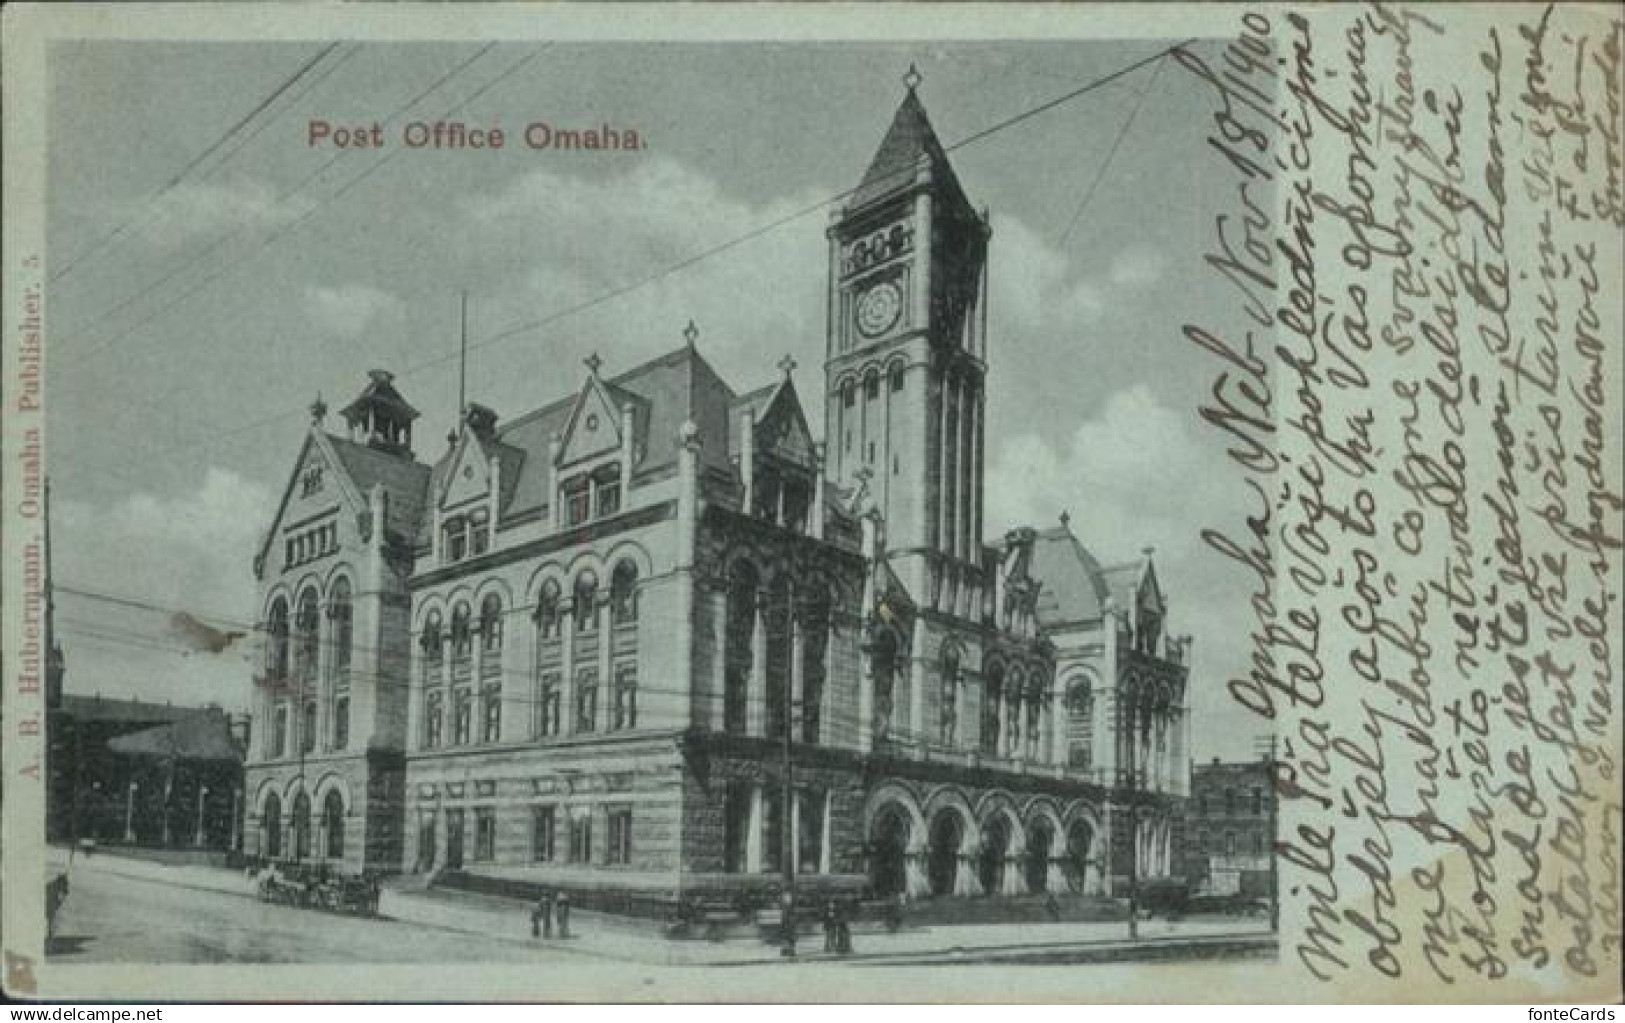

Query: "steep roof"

xmin=325 ymin=433 xmax=433 ymax=542
xmin=107 ymin=709 xmax=243 ymax=762
xmin=436 ymin=343 xmax=748 ymax=534
xmin=58 ymin=694 xmax=197 ymax=726
xmin=1030 ymin=526 xmax=1110 ymax=627
xmin=850 ymin=88 xmax=974 ymax=218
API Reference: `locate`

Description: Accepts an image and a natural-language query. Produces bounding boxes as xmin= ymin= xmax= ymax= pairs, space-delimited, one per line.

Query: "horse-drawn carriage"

xmin=255 ymin=862 xmax=379 ymax=916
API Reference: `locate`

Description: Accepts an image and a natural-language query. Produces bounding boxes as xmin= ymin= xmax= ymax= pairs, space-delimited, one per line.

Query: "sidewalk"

xmin=56 ymin=848 xmax=1275 ymax=967
xmin=383 ymin=882 xmax=1275 ymax=968
xmin=50 ymin=847 xmax=258 ymax=900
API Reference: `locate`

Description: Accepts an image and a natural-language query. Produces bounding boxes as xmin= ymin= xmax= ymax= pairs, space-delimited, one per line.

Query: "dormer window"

xmin=444 ymin=517 xmax=468 ymax=562
xmin=595 ymin=464 xmax=622 ymax=518
xmin=563 ymin=474 xmax=591 ymax=527
xmin=469 ymin=509 xmax=490 ymax=557
xmin=559 ymin=462 xmax=623 ymax=529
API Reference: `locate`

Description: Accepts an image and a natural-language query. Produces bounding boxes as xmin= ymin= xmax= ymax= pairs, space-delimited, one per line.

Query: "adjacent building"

xmin=1185 ymin=757 xmax=1274 ymax=896
xmin=244 ymin=78 xmax=1195 ymax=903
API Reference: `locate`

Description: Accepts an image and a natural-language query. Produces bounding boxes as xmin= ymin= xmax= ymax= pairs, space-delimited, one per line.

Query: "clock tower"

xmin=825 ymin=70 xmax=991 ymax=608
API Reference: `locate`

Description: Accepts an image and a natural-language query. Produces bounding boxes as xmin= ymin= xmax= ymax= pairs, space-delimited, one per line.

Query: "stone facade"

xmin=243 ymin=81 xmax=1196 ymax=901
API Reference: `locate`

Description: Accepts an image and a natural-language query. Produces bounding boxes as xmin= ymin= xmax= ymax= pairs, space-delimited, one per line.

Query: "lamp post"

xmin=779 ymin=599 xmax=798 ymax=959
xmin=196 ymin=785 xmax=210 ymax=848
xmin=124 ymin=781 xmax=138 ymax=843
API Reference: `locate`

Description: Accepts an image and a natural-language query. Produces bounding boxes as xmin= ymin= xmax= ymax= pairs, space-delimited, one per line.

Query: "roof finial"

xmin=1059 ymin=509 xmax=1071 ymax=529
xmin=683 ymin=319 xmax=699 ymax=348
xmin=1141 ymin=544 xmax=1156 ymax=558
xmin=903 ymin=63 xmax=922 ymax=92
xmin=584 ymin=351 xmax=603 ymax=377
xmin=309 ymin=393 xmax=327 ymax=426
xmin=778 ymin=353 xmax=798 ymax=378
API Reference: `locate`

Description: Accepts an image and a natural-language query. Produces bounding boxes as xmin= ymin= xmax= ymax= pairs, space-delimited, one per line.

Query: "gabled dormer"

xmin=735 ymin=358 xmax=821 ymax=534
xmin=254 ymin=424 xmax=368 ymax=582
xmin=551 ymin=354 xmax=641 ymax=530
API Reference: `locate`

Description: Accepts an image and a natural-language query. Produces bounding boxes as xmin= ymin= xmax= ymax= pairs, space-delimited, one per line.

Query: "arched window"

xmin=800 ymin=588 xmax=831 ymax=744
xmin=939 ymin=646 xmax=961 ymax=746
xmin=479 ymin=593 xmax=503 ymax=657
xmin=574 ymin=571 xmax=599 ymax=634
xmin=535 ymin=580 xmax=562 ymax=640
xmin=329 ymin=579 xmax=353 ymax=684
xmin=611 ymin=562 xmax=639 ymax=625
xmin=764 ymin=576 xmax=793 ymax=737
xmin=422 ymin=610 xmax=445 ymax=676
xmin=265 ymin=597 xmax=290 ymax=683
xmin=424 ymin=690 xmax=444 ymax=748
xmin=1066 ymin=679 xmax=1095 ymax=770
xmin=889 ymin=362 xmax=905 ymax=393
xmin=724 ymin=561 xmax=758 ymax=733
xmin=292 ymin=792 xmax=311 ymax=861
xmin=323 ymin=790 xmax=344 ymax=859
xmin=450 ymin=603 xmax=472 ymax=680
xmin=294 ymin=590 xmax=319 ymax=687
xmin=1005 ymin=666 xmax=1025 ymax=754
xmin=981 ymin=662 xmax=1004 ymax=756
xmin=1025 ymin=672 xmax=1045 ymax=757
xmin=263 ymin=793 xmax=282 ymax=860
xmin=478 ymin=594 xmax=503 ymax=741
xmin=871 ymin=627 xmax=898 ymax=742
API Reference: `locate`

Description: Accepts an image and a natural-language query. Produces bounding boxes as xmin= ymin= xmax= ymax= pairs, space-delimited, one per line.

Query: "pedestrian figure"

xmin=45 ymin=874 xmax=69 ymax=941
xmin=823 ymin=900 xmax=838 ymax=953
xmin=555 ymin=891 xmax=571 ymax=939
xmin=530 ymin=889 xmax=553 ymax=938
xmin=836 ymin=900 xmax=854 ymax=955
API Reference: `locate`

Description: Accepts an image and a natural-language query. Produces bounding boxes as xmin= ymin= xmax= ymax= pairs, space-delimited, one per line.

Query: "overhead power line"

xmin=49 ymin=42 xmax=343 ymax=285
xmin=59 ymin=42 xmax=502 ymax=367
xmin=49 ymin=40 xmax=1199 ymax=487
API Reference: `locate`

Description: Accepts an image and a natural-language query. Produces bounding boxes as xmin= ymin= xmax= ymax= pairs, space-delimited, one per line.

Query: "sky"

xmin=45 ymin=39 xmax=1266 ymax=762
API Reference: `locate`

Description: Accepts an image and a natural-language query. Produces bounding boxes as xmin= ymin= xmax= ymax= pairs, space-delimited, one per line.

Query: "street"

xmin=48 ymin=858 xmax=588 ymax=964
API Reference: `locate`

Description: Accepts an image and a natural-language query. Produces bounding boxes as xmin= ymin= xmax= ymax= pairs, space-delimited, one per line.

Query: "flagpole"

xmin=458 ymin=292 xmax=468 ymax=419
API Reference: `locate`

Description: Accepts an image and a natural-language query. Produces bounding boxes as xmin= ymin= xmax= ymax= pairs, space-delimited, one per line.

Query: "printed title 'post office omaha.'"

xmin=243 ymin=78 xmax=1194 ymax=909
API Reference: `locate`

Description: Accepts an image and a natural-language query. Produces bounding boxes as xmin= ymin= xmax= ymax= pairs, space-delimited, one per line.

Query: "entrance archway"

xmin=1067 ymin=818 xmax=1095 ymax=892
xmin=263 ymin=793 xmax=282 ymax=859
xmin=291 ymin=792 xmax=311 ymax=861
xmin=1026 ymin=820 xmax=1054 ymax=893
xmin=323 ymin=790 xmax=345 ymax=859
xmin=869 ymin=805 xmax=911 ymax=898
xmin=979 ymin=815 xmax=1010 ymax=895
xmin=927 ymin=811 xmax=962 ymax=896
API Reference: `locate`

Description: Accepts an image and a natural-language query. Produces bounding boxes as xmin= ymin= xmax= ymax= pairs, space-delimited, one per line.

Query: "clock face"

xmin=856 ymin=281 xmax=902 ymax=338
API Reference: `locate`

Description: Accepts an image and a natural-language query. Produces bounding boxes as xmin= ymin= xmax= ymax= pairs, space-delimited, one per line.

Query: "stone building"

xmin=244 ymin=78 xmax=1194 ymax=902
xmin=1186 ymin=757 xmax=1275 ymax=896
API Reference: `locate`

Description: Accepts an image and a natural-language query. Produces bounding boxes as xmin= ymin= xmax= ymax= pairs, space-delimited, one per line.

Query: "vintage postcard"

xmin=2 ymin=1 xmax=1620 ymax=1004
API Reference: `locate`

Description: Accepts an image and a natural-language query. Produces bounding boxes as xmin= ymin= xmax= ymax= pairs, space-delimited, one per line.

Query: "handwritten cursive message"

xmin=1183 ymin=2 xmax=1622 ymax=994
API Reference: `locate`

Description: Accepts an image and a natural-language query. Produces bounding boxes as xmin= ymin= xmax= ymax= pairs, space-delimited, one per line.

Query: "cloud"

xmin=1108 ymin=244 xmax=1167 ymax=287
xmin=456 ymin=158 xmax=828 ymax=374
xmin=986 ymin=384 xmax=1206 ymax=560
xmin=57 ymin=467 xmax=270 ymax=645
xmin=984 ymin=387 xmax=1270 ymax=759
xmin=55 ymin=467 xmax=272 ymax=709
xmin=305 ymin=283 xmax=404 ymax=339
xmin=125 ymin=178 xmax=299 ymax=249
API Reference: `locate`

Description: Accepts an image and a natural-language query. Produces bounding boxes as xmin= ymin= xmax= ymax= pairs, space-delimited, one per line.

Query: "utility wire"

xmin=1060 ymin=52 xmax=1168 ymax=244
xmin=60 ymin=42 xmax=502 ymax=368
xmin=50 ymin=39 xmax=1195 ymax=482
xmin=49 ymin=42 xmax=343 ymax=285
